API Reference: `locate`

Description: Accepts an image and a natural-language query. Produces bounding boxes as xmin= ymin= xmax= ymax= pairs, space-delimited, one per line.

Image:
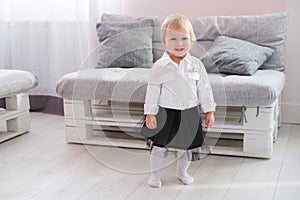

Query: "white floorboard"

xmin=0 ymin=112 xmax=299 ymax=200
xmin=274 ymin=125 xmax=300 ymax=200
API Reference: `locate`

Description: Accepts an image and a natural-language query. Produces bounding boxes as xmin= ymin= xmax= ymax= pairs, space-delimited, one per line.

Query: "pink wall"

xmin=121 ymin=0 xmax=285 ymax=17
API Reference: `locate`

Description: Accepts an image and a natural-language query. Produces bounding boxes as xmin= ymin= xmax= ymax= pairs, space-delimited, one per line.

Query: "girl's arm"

xmin=196 ymin=60 xmax=216 ymax=128
xmin=144 ymin=65 xmax=161 ymax=129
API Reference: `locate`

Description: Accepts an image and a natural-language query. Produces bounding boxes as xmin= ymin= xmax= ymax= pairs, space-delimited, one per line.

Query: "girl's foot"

xmin=176 ymin=173 xmax=194 ymax=185
xmin=148 ymin=176 xmax=162 ymax=188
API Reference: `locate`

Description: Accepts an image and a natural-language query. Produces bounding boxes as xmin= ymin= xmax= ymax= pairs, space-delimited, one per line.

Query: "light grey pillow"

xmin=201 ymin=36 xmax=274 ymax=75
xmin=96 ymin=19 xmax=154 ymax=68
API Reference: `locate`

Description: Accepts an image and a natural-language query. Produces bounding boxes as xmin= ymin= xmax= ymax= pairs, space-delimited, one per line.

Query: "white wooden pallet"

xmin=0 ymin=93 xmax=31 ymax=142
xmin=63 ymin=98 xmax=280 ymax=158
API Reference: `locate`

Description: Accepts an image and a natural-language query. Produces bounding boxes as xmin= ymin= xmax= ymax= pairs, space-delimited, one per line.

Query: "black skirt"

xmin=139 ymin=106 xmax=206 ymax=150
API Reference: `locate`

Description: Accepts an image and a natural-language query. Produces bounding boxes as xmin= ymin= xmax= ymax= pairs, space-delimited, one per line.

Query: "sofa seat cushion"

xmin=0 ymin=69 xmax=38 ymax=98
xmin=56 ymin=68 xmax=286 ymax=107
xmin=56 ymin=68 xmax=149 ymax=103
xmin=210 ymin=70 xmax=286 ymax=106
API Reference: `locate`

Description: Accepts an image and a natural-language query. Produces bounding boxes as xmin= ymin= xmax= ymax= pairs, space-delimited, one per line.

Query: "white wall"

xmin=120 ymin=0 xmax=300 ymax=124
xmin=282 ymin=0 xmax=300 ymax=124
xmin=121 ymin=0 xmax=285 ymax=16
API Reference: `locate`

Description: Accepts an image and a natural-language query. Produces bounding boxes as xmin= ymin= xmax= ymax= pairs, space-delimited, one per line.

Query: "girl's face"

xmin=163 ymin=28 xmax=192 ymax=58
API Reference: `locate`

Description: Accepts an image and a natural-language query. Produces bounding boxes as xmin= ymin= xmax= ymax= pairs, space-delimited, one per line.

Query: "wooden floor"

xmin=0 ymin=112 xmax=300 ymax=200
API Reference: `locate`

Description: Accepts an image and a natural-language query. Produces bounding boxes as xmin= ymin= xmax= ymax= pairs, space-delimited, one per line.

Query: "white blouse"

xmin=144 ymin=52 xmax=216 ymax=115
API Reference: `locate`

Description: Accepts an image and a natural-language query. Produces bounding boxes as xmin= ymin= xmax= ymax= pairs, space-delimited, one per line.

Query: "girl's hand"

xmin=146 ymin=115 xmax=157 ymax=129
xmin=205 ymin=111 xmax=215 ymax=129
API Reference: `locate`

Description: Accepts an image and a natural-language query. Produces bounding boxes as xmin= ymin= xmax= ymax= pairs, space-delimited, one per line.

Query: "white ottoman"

xmin=0 ymin=69 xmax=38 ymax=142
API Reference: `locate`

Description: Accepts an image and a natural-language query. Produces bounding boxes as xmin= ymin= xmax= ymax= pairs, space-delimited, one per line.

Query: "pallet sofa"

xmin=56 ymin=12 xmax=288 ymax=158
xmin=0 ymin=69 xmax=38 ymax=142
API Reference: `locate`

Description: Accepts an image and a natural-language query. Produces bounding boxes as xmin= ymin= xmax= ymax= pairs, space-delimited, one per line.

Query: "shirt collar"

xmin=160 ymin=51 xmax=194 ymax=66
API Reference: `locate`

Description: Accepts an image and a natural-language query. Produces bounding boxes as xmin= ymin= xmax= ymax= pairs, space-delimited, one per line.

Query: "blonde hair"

xmin=161 ymin=14 xmax=196 ymax=43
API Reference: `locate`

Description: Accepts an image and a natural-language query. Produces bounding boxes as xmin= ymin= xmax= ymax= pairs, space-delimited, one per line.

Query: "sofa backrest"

xmin=101 ymin=12 xmax=288 ymax=72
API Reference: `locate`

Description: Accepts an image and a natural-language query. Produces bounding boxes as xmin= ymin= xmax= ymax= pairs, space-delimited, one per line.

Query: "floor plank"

xmin=174 ymin=156 xmax=243 ymax=200
xmin=274 ymin=125 xmax=300 ymax=200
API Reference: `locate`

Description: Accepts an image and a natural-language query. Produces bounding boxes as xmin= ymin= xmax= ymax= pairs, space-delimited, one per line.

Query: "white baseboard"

xmin=281 ymin=103 xmax=300 ymax=124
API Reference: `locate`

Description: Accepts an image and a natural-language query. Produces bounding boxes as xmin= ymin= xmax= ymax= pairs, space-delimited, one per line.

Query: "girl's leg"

xmin=176 ymin=149 xmax=194 ymax=185
xmin=148 ymin=146 xmax=167 ymax=188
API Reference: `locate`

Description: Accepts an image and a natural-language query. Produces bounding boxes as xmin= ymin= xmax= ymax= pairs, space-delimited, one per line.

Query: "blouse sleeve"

xmin=197 ymin=61 xmax=216 ymax=113
xmin=144 ymin=65 xmax=161 ymax=115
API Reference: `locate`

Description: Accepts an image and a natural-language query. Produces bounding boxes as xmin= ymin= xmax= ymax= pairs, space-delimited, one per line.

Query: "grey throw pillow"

xmin=201 ymin=36 xmax=274 ymax=75
xmin=96 ymin=19 xmax=154 ymax=68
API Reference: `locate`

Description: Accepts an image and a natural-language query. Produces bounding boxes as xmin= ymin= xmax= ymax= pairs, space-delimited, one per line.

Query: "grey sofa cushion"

xmin=0 ymin=69 xmax=38 ymax=98
xmin=56 ymin=68 xmax=149 ymax=102
xmin=101 ymin=14 xmax=163 ymax=64
xmin=96 ymin=19 xmax=154 ymax=68
xmin=210 ymin=70 xmax=286 ymax=106
xmin=192 ymin=13 xmax=288 ymax=72
xmin=56 ymin=68 xmax=285 ymax=107
xmin=201 ymin=36 xmax=274 ymax=75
